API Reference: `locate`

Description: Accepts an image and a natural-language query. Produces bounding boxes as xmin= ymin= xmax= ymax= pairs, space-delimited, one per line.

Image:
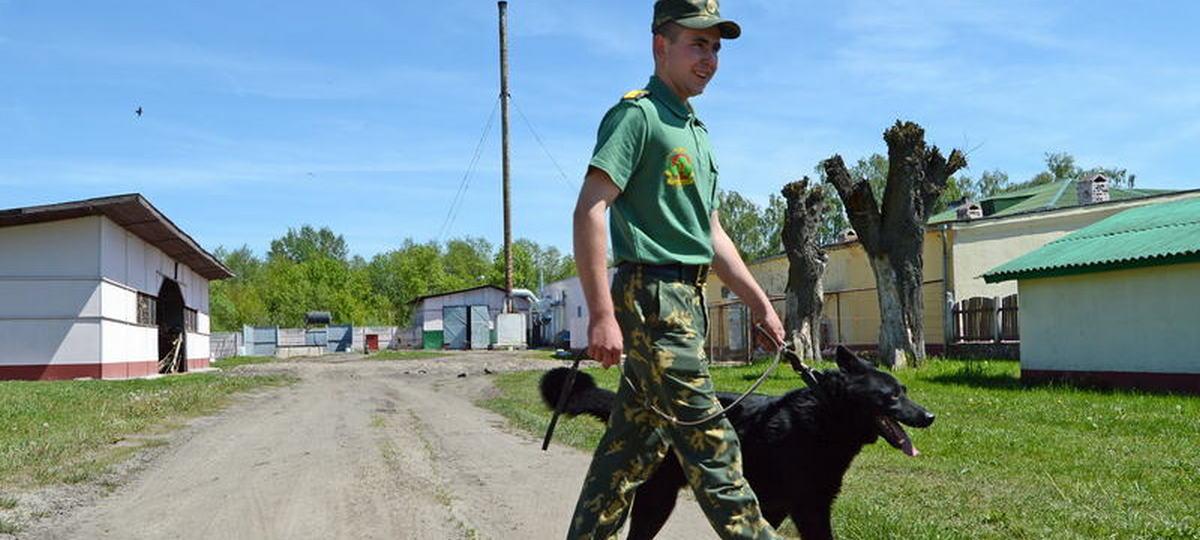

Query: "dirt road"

xmin=26 ymin=353 xmax=714 ymax=539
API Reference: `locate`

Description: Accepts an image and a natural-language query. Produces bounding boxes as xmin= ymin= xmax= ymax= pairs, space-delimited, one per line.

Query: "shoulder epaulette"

xmin=622 ymin=89 xmax=650 ymax=100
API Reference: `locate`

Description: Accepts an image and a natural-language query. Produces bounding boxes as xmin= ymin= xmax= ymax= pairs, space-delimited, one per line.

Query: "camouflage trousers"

xmin=567 ymin=265 xmax=780 ymax=540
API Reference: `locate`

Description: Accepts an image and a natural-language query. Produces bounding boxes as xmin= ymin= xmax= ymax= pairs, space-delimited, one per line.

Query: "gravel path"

xmin=20 ymin=352 xmax=715 ymax=539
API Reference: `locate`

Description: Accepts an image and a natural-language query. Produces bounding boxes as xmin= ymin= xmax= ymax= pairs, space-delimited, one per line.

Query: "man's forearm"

xmin=711 ymin=220 xmax=772 ymax=314
xmin=574 ymin=203 xmax=614 ymax=319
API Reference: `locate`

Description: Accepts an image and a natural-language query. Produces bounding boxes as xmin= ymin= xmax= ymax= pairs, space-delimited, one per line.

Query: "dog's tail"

xmin=539 ymin=367 xmax=614 ymax=423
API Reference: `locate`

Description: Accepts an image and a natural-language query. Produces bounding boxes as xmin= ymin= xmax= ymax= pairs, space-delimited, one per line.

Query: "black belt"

xmin=618 ymin=262 xmax=710 ymax=286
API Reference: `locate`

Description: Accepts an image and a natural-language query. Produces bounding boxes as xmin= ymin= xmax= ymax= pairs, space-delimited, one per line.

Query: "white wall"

xmin=0 ymin=216 xmax=101 ymax=277
xmin=540 ymin=271 xmax=615 ymax=350
xmin=0 ymin=215 xmax=215 ymax=371
xmin=99 ymin=216 xmax=213 ymax=364
xmin=1019 ymin=262 xmax=1200 ymax=374
xmin=99 ymin=217 xmax=211 ymax=314
xmin=0 ymin=218 xmax=104 ymax=367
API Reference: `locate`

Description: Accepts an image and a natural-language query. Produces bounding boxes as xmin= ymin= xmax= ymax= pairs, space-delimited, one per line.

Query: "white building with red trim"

xmin=0 ymin=194 xmax=232 ymax=380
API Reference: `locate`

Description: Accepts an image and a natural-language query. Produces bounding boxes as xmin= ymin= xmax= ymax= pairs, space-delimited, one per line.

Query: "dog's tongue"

xmin=877 ymin=416 xmax=919 ymax=457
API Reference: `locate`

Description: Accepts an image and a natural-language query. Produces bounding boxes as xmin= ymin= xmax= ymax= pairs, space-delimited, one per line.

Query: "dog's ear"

xmin=835 ymin=345 xmax=874 ymax=374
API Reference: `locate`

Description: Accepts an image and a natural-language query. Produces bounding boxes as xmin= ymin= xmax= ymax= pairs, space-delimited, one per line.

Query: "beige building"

xmin=983 ymin=197 xmax=1200 ymax=393
xmin=707 ymin=178 xmax=1200 ymax=359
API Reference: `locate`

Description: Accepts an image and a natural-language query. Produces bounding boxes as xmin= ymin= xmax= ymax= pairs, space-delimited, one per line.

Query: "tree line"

xmin=209 ymin=225 xmax=575 ymax=331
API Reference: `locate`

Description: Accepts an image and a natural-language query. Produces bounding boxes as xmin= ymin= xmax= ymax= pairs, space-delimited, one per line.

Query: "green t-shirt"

xmin=589 ymin=75 xmax=721 ymax=265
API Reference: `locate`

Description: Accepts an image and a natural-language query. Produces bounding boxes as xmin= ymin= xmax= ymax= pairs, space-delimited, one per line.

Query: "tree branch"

xmin=822 ymin=155 xmax=882 ymax=253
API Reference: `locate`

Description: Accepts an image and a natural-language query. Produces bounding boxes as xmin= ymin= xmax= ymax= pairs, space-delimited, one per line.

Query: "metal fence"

xmin=952 ymin=294 xmax=1019 ymax=343
xmin=219 ymin=325 xmax=401 ymax=358
xmin=211 ymin=332 xmax=242 ymax=359
xmin=706 ymin=296 xmax=787 ymax=363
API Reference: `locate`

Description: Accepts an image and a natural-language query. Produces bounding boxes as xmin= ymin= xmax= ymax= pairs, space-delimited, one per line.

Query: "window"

xmin=137 ymin=293 xmax=157 ymax=325
xmin=184 ymin=307 xmax=198 ymax=333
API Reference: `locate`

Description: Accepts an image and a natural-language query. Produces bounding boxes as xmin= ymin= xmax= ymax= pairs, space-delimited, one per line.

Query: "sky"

xmin=2 ymin=1 xmax=1198 ymax=259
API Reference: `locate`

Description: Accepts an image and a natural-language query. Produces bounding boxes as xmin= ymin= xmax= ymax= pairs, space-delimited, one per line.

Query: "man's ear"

xmin=835 ymin=345 xmax=873 ymax=374
xmin=652 ymin=33 xmax=667 ymax=63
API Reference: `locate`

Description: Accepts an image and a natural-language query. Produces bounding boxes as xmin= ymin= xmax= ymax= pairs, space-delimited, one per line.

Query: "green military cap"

xmin=652 ymin=0 xmax=741 ymax=39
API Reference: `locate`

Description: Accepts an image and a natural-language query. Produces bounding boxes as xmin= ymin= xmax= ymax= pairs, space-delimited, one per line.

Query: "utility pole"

xmin=498 ymin=0 xmax=514 ymax=312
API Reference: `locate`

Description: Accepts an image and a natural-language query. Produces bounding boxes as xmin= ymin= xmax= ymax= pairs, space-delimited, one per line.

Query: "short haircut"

xmin=653 ymin=21 xmax=684 ymax=42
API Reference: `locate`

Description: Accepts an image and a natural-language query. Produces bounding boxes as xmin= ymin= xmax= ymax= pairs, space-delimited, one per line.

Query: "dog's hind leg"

xmin=790 ymin=503 xmax=834 ymax=540
xmin=626 ymin=458 xmax=685 ymax=540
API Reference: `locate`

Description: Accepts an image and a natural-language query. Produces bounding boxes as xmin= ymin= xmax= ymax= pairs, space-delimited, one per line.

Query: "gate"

xmin=327 ymin=324 xmax=352 ymax=352
xmin=469 ymin=305 xmax=491 ymax=350
xmin=249 ymin=326 xmax=277 ymax=356
xmin=443 ymin=306 xmax=469 ymax=349
xmin=952 ymin=295 xmax=1019 ymax=342
xmin=305 ymin=327 xmax=327 ymax=347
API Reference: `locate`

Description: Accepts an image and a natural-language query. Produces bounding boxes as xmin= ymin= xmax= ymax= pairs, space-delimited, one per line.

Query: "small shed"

xmin=410 ymin=285 xmax=531 ymax=350
xmin=0 ymin=194 xmax=232 ymax=380
xmin=983 ymin=197 xmax=1200 ymax=393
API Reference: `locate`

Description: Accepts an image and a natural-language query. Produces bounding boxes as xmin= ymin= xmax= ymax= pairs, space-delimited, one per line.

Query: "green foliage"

xmin=1006 ymin=152 xmax=1136 ymax=193
xmin=481 ymin=359 xmax=1200 ymax=539
xmin=211 ymin=356 xmax=276 ymax=369
xmin=210 ymin=230 xmax=576 ymax=330
xmin=268 ymin=225 xmax=349 ymax=263
xmin=718 ymin=190 xmax=773 ymax=261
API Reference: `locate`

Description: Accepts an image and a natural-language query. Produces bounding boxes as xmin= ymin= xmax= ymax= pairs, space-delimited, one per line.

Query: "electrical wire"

xmin=437 ymin=96 xmax=500 ymax=240
xmin=511 ymin=97 xmax=578 ymax=193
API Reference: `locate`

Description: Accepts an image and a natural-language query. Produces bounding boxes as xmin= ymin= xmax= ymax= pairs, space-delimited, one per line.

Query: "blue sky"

xmin=2 ymin=1 xmax=1198 ymax=258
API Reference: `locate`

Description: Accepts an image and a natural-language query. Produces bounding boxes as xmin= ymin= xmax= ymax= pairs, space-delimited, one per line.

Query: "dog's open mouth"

xmin=875 ymin=416 xmax=918 ymax=457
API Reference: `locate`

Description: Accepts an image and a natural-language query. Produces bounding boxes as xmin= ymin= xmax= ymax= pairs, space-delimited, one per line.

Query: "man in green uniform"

xmin=569 ymin=1 xmax=786 ymax=538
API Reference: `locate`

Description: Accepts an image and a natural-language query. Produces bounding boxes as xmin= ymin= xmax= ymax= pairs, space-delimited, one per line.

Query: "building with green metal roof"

xmin=703 ymin=175 xmax=1200 ymax=360
xmin=982 ymin=197 xmax=1200 ymax=393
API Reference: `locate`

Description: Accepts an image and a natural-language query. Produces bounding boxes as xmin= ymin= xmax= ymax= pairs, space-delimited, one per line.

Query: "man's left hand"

xmin=753 ymin=307 xmax=785 ymax=351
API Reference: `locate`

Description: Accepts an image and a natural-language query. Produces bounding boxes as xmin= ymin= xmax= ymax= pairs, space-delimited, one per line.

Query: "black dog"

xmin=541 ymin=345 xmax=935 ymax=540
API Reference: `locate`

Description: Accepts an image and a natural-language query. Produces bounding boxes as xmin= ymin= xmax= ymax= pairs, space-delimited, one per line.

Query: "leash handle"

xmin=541 ymin=355 xmax=583 ymax=451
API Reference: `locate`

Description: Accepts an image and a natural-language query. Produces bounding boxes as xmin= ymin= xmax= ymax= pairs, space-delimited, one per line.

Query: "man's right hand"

xmin=587 ymin=314 xmax=624 ymax=368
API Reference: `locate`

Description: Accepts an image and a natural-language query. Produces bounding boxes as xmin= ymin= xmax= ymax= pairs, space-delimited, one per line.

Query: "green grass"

xmin=0 ymin=372 xmax=294 ymax=487
xmin=0 ymin=496 xmax=16 ymax=509
xmin=366 ymin=350 xmax=449 ymax=361
xmin=0 ymin=517 xmax=19 ymax=535
xmin=211 ymin=355 xmax=276 ymax=369
xmin=480 ymin=359 xmax=1200 ymax=539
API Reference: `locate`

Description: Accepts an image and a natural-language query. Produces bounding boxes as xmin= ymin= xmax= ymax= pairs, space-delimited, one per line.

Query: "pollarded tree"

xmin=780 ymin=178 xmax=829 ymax=362
xmin=822 ymin=121 xmax=966 ymax=367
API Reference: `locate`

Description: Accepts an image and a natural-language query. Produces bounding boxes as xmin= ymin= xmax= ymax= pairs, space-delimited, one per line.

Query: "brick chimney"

xmin=956 ymin=200 xmax=983 ymax=220
xmin=1077 ymin=174 xmax=1110 ymax=205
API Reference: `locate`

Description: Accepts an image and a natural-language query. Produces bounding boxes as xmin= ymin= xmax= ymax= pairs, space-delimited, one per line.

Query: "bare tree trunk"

xmin=823 ymin=121 xmax=966 ymax=367
xmin=781 ymin=178 xmax=828 ymax=362
xmin=870 ymin=256 xmax=911 ymax=368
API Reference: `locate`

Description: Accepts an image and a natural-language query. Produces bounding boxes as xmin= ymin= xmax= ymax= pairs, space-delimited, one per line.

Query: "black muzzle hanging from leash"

xmin=541 ymin=353 xmax=584 ymax=451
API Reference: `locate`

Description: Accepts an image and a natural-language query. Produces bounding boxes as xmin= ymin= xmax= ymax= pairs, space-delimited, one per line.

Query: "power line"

xmin=511 ymin=96 xmax=577 ymax=192
xmin=438 ymin=96 xmax=500 ymax=241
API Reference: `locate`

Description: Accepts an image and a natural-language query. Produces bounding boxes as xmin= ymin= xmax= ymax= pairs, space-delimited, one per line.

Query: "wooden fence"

xmin=952 ymin=294 xmax=1019 ymax=343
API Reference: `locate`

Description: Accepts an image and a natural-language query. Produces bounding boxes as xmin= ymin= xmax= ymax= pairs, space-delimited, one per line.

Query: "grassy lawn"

xmin=480 ymin=359 xmax=1200 ymax=539
xmin=366 ymin=350 xmax=449 ymax=361
xmin=211 ymin=355 xmax=276 ymax=369
xmin=0 ymin=371 xmax=294 ymax=488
